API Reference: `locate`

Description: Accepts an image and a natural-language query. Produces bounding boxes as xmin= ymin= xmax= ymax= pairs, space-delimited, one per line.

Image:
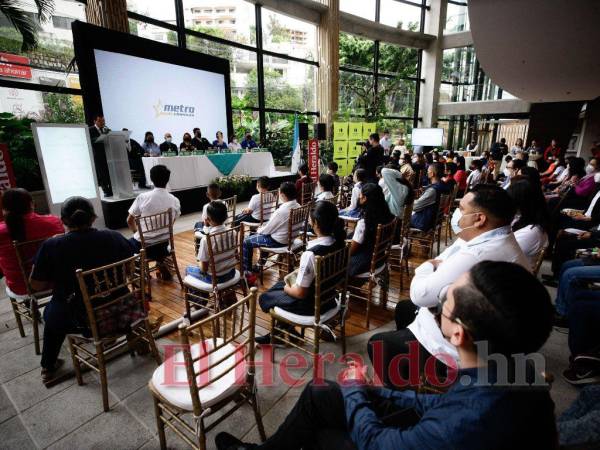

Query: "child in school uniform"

xmin=315 ymin=173 xmax=335 ymax=202
xmin=339 ymin=168 xmax=367 ymax=218
xmin=194 ymin=183 xmax=222 ymax=232
xmin=256 ymin=201 xmax=346 ymax=344
xmin=242 ymin=182 xmax=299 ymax=285
xmin=234 ymin=176 xmax=270 ymax=226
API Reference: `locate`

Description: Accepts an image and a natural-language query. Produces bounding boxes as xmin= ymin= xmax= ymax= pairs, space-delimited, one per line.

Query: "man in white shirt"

xmin=380 ymin=130 xmax=392 ymax=154
xmin=368 ymin=184 xmax=529 ymax=387
xmin=242 ymin=182 xmax=300 ymax=283
xmin=127 ymin=164 xmax=181 ymax=279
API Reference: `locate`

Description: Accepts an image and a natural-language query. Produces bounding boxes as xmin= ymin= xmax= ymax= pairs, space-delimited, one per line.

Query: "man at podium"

xmin=88 ymin=115 xmax=112 ymax=197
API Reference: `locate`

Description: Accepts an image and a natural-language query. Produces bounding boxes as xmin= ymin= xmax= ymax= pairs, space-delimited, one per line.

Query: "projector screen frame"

xmin=72 ymin=21 xmax=234 ymax=141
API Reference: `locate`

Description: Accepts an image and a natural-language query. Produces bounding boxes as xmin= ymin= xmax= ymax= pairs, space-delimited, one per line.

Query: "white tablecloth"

xmin=141 ymin=153 xmax=277 ymax=191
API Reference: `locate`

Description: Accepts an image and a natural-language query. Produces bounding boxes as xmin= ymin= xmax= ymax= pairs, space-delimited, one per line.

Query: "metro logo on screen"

xmin=153 ymin=99 xmax=196 ymax=118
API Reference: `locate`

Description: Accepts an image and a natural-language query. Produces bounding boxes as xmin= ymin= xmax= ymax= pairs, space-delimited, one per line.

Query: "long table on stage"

xmin=141 ymin=152 xmax=277 ymax=190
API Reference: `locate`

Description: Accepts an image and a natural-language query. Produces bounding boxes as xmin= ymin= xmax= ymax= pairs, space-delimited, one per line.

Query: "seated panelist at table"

xmin=191 ymin=127 xmax=210 ymax=151
xmin=241 ymin=133 xmax=258 ymax=150
xmin=212 ymin=131 xmax=228 ymax=150
xmin=159 ymin=132 xmax=178 ymax=155
xmin=142 ymin=131 xmax=160 ymax=156
xmin=180 ymin=132 xmax=196 ymax=153
xmin=229 ymin=136 xmax=241 ymax=152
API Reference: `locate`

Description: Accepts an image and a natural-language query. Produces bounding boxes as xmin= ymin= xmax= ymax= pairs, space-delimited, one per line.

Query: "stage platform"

xmin=101 ymin=171 xmax=295 ymax=229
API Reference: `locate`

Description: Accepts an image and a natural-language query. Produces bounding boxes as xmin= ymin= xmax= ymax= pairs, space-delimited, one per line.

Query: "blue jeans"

xmin=185 ymin=267 xmax=235 ymax=284
xmin=242 ymin=234 xmax=284 ymax=272
xmin=556 ymin=259 xmax=600 ymax=316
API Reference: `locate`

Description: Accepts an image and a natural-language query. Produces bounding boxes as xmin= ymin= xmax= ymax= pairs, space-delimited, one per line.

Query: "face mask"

xmin=166 ymin=137 xmax=172 ymax=143
xmin=586 ymin=164 xmax=595 ymax=175
xmin=450 ymin=209 xmax=479 ymax=235
xmin=503 ymin=168 xmax=512 ymax=177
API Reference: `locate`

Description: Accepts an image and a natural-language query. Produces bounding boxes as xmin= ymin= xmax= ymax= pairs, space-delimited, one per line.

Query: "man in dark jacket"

xmin=357 ymin=133 xmax=385 ymax=182
xmin=490 ymin=138 xmax=508 ymax=180
xmin=215 ymin=261 xmax=557 ymax=450
xmin=88 ymin=114 xmax=112 ymax=197
xmin=123 ymin=128 xmax=148 ymax=189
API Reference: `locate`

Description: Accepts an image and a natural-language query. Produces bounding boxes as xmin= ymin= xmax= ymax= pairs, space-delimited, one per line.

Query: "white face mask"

xmin=165 ymin=137 xmax=172 ymax=143
xmin=503 ymin=168 xmax=512 ymax=178
xmin=450 ymin=209 xmax=479 ymax=235
xmin=586 ymin=164 xmax=595 ymax=175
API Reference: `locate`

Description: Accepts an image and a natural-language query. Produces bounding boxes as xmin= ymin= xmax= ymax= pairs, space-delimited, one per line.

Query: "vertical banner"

xmin=0 ymin=143 xmax=18 ymax=220
xmin=308 ymin=138 xmax=319 ymax=180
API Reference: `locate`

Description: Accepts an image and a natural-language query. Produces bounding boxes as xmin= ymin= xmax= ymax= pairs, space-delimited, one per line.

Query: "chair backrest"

xmin=179 ymin=288 xmax=258 ymax=415
xmin=435 ymin=194 xmax=451 ymax=227
xmin=222 ymin=195 xmax=237 ymax=228
xmin=206 ymin=225 xmax=242 ymax=283
xmin=75 ymin=251 xmax=147 ymax=340
xmin=135 ymin=209 xmax=175 ymax=249
xmin=400 ymin=199 xmax=415 ymax=240
xmin=287 ymin=203 xmax=311 ymax=248
xmin=301 ymin=181 xmax=315 ymax=205
xmin=259 ymin=190 xmax=279 ymax=224
xmin=325 ymin=193 xmax=339 ymax=206
xmin=314 ymin=243 xmax=350 ymax=321
xmin=532 ymin=244 xmax=548 ymax=276
xmin=13 ymin=236 xmax=59 ymax=298
xmin=479 ymin=167 xmax=489 ymax=184
xmin=369 ymin=219 xmax=397 ymax=273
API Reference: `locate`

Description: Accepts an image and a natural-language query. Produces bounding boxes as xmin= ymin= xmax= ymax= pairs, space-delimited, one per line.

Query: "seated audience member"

xmin=127 ymin=165 xmax=181 ymax=280
xmin=234 ymin=176 xmax=270 ymax=226
xmin=242 ymin=182 xmax=299 ymax=283
xmin=255 ymin=201 xmax=346 ymax=344
xmin=339 ymin=168 xmax=367 ymax=218
xmin=527 ymin=139 xmax=543 ymax=154
xmin=561 ymin=157 xmax=600 ymax=209
xmin=191 ymin=128 xmax=210 ymax=150
xmin=142 ymin=131 xmax=160 ymax=156
xmin=380 ymin=164 xmax=414 ymax=217
xmin=0 ymin=189 xmax=64 ymax=299
xmin=411 ymin=153 xmax=426 ymax=186
xmin=326 ymin=161 xmax=341 ymax=194
xmin=315 ymin=173 xmax=335 ymax=201
xmin=563 ymin=299 xmax=600 ymax=385
xmin=541 ymin=155 xmax=566 ymax=184
xmin=479 ymin=151 xmax=490 ymax=167
xmin=389 ymin=149 xmax=401 ymax=167
xmin=217 ymin=261 xmax=557 ymax=450
xmin=349 ymin=183 xmax=395 ymax=277
xmin=228 ymin=136 xmax=241 ymax=152
xmin=517 ymin=165 xmax=542 ymax=187
xmin=410 ymin=162 xmax=449 ymax=232
xmin=395 ymin=138 xmax=408 ymax=154
xmin=195 ymin=183 xmax=222 ymax=232
xmin=159 ymin=132 xmax=178 ymax=155
xmin=369 ymin=185 xmax=529 ymax=386
xmin=546 ymin=156 xmax=573 ymax=191
xmin=30 ymin=197 xmax=135 ymax=382
xmin=400 ymin=153 xmax=416 ymax=186
xmin=506 ymin=177 xmax=550 ymax=269
xmin=186 ymin=201 xmax=236 ymax=284
xmin=544 ymin=138 xmax=563 ymax=163
xmin=295 ymin=163 xmax=312 ymax=195
xmin=180 ymin=132 xmax=196 ymax=152
xmin=553 ymin=258 xmax=600 ymax=327
xmin=442 ymin=162 xmax=457 ymax=188
xmin=510 ymin=138 xmax=525 ymax=156
xmin=212 ymin=131 xmax=228 ymax=150
xmin=454 ymin=156 xmax=468 ymax=195
xmin=546 ymin=157 xmax=585 ymax=200
xmin=466 ymin=159 xmax=483 ymax=190
xmin=241 ymin=133 xmax=258 ymax=150
xmin=465 ymin=139 xmax=478 ymax=152
xmin=501 ymin=158 xmax=526 ymax=189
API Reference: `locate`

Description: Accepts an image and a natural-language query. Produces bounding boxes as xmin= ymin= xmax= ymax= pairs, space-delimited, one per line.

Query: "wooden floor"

xmin=147 ymin=230 xmax=420 ymax=341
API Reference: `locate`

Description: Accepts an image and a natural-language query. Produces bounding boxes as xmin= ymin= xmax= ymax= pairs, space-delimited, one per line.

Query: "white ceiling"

xmin=469 ymin=0 xmax=600 ymax=102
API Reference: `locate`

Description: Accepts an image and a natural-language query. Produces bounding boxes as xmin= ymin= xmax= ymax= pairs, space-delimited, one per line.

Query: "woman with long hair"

xmin=256 ymin=201 xmax=347 ymax=344
xmin=349 ymin=183 xmax=395 ymax=277
xmin=506 ymin=177 xmax=550 ymax=269
xmin=0 ymin=188 xmax=63 ymax=298
xmin=30 ymin=197 xmax=135 ymax=382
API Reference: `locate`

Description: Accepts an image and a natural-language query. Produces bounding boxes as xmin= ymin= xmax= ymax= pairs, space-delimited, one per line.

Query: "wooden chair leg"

xmin=197 ymin=418 xmax=208 ymax=450
xmin=270 ymin=315 xmax=276 ymax=364
xmin=313 ymin=324 xmax=321 ymax=380
xmin=68 ymin=337 xmax=84 ymax=386
xmin=145 ymin=320 xmax=162 ymax=365
xmin=152 ymin=395 xmax=167 ymax=450
xmin=10 ymin=299 xmax=26 ymax=338
xmin=31 ymin=300 xmax=41 ymax=355
xmin=365 ymin=282 xmax=373 ymax=329
xmin=251 ymin=388 xmax=267 ymax=442
xmin=184 ymin=287 xmax=193 ymax=321
xmin=170 ymin=252 xmax=184 ymax=288
xmin=96 ymin=344 xmax=110 ymax=412
xmin=145 ymin=262 xmax=152 ymax=300
xmin=340 ymin=316 xmax=347 ymax=356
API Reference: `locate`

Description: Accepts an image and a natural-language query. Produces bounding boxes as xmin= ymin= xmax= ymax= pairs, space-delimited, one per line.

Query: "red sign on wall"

xmin=308 ymin=138 xmax=319 ymax=181
xmin=0 ymin=53 xmax=32 ymax=80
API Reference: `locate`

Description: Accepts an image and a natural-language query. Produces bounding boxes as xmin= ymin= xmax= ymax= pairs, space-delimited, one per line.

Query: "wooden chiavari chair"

xmin=241 ymin=189 xmax=279 ymax=232
xmin=300 ymin=181 xmax=316 ymax=206
xmin=149 ymin=288 xmax=265 ymax=450
xmin=407 ymin=194 xmax=450 ymax=259
xmin=70 ymin=251 xmax=162 ymax=411
xmin=532 ymin=244 xmax=549 ymax=276
xmin=194 ymin=195 xmax=237 ymax=254
xmin=389 ymin=199 xmax=415 ymax=292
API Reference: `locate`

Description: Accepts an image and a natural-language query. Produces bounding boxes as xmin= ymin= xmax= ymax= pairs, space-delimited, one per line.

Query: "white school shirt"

xmin=247 ymin=193 xmax=262 ymax=220
xmin=197 ymin=224 xmax=236 ymax=276
xmin=466 ymin=169 xmax=481 ymax=188
xmin=513 ymin=225 xmax=548 ymax=270
xmin=556 ymin=168 xmax=570 ymax=183
xmin=316 ymin=191 xmax=335 ymax=201
xmin=201 ymin=199 xmax=225 ymax=223
xmin=349 ymin=182 xmax=363 ymax=210
xmin=257 ymin=200 xmax=300 ymax=244
xmin=407 ymin=226 xmax=530 ymax=364
xmin=129 ymin=188 xmax=181 ymax=243
xmin=295 ymin=236 xmax=336 ymax=288
xmin=352 ymin=219 xmax=366 ymax=244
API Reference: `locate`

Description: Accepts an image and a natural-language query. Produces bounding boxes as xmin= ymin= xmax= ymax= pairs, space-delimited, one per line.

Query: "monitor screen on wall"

xmin=412 ymin=128 xmax=444 ymax=146
xmin=72 ymin=21 xmax=233 ymax=145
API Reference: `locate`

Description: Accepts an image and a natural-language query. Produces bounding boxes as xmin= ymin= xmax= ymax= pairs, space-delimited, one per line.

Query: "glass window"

xmin=263 ymin=57 xmax=317 ymax=111
xmin=339 ymin=33 xmax=375 ymax=70
xmin=265 ymin=112 xmax=316 ymax=165
xmin=445 ymin=2 xmax=469 ymax=33
xmin=232 ymin=109 xmax=259 ymax=142
xmin=378 ymin=118 xmax=414 ymax=144
xmin=338 ymin=70 xmax=374 ymax=117
xmin=379 ymin=42 xmax=418 ymax=78
xmin=379 ymin=0 xmax=422 ymax=31
xmin=182 ymin=0 xmax=256 ymax=47
xmin=126 ymin=0 xmax=176 ymax=24
xmin=261 ymin=9 xmax=317 ymax=61
xmin=129 ymin=20 xmax=177 ymax=45
xmin=340 ymin=0 xmax=376 ymax=21
xmin=378 ymin=78 xmax=415 ymax=117
xmin=186 ymin=36 xmax=259 ymax=108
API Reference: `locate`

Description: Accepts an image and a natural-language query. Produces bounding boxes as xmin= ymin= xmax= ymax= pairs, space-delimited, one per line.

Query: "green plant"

xmin=0 ymin=113 xmax=44 ymax=191
xmin=42 ymin=93 xmax=85 ymax=123
xmin=213 ymin=174 xmax=252 ymax=197
xmin=0 ymin=0 xmax=54 ymax=51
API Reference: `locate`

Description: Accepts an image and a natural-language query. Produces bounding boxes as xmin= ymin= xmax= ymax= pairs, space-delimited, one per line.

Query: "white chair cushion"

xmin=241 ymin=221 xmax=260 ymax=228
xmin=352 ymin=264 xmax=386 ymax=279
xmin=339 ymin=215 xmax=359 ymax=223
xmin=150 ymin=338 xmax=246 ymax=410
xmin=260 ymin=239 xmax=303 ymax=254
xmin=273 ymin=300 xmax=341 ymax=326
xmin=6 ymin=286 xmax=29 ymax=301
xmin=183 ymin=270 xmax=241 ymax=292
xmin=194 ymin=231 xmax=204 ymax=239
